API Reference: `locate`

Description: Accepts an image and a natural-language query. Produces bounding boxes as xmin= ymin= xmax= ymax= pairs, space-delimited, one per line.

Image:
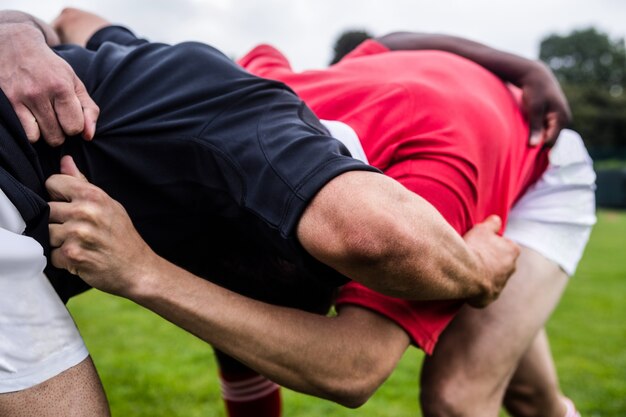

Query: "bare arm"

xmin=297 ymin=171 xmax=519 ymax=307
xmin=135 ymin=266 xmax=409 ymax=408
xmin=52 ymin=8 xmax=111 ymax=47
xmin=48 ymin=160 xmax=517 ymax=309
xmin=0 ymin=10 xmax=60 ymax=46
xmin=0 ymin=10 xmax=99 ymax=145
xmin=376 ymin=32 xmax=571 ymax=146
xmin=45 ymin=157 xmax=517 ymax=404
xmin=45 ymin=157 xmax=408 ymax=407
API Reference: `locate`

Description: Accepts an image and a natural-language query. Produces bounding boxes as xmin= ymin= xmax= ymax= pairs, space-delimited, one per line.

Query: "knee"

xmin=420 ymin=380 xmax=471 ymax=417
xmin=420 ymin=370 xmax=502 ymax=417
xmin=503 ymin=382 xmax=563 ymax=417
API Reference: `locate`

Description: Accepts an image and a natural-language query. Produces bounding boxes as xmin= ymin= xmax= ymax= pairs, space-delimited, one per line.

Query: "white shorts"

xmin=0 ymin=189 xmax=88 ymax=393
xmin=504 ymin=129 xmax=597 ymax=276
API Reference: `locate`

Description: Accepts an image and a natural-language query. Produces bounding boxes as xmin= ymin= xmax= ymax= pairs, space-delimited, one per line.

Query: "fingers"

xmin=529 ymin=130 xmax=546 ymax=147
xmin=480 ymin=214 xmax=502 ymax=233
xmin=29 ymin=97 xmax=67 ymax=147
xmin=74 ymin=76 xmax=99 ymax=140
xmin=50 ymin=246 xmax=71 ymax=272
xmin=49 ymin=221 xmax=82 ymax=276
xmin=13 ymin=104 xmax=41 ymax=143
xmin=543 ymin=111 xmax=568 ymax=147
xmin=508 ymin=239 xmax=521 ymax=258
xmin=49 ymin=201 xmax=78 ymax=224
xmin=53 ymin=90 xmax=85 ymax=138
xmin=50 ymin=244 xmax=82 ymax=276
xmin=24 ymin=82 xmax=98 ymax=144
xmin=59 ymin=155 xmax=88 ymax=180
xmin=48 ymin=222 xmax=66 ymax=247
xmin=46 ymin=171 xmax=90 ymax=202
xmin=526 ymin=97 xmax=547 ymax=147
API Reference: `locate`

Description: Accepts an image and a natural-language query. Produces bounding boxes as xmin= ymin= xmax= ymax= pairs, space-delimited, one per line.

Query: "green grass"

xmin=68 ymin=210 xmax=626 ymax=416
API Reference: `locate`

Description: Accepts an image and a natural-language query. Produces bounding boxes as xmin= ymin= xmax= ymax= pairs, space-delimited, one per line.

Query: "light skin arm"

xmin=134 ymin=269 xmax=409 ymax=408
xmin=48 ymin=157 xmax=518 ymax=308
xmin=52 ymin=8 xmax=111 ymax=47
xmin=296 ymin=170 xmax=518 ymax=307
xmin=0 ymin=10 xmax=99 ymax=145
xmin=46 ymin=159 xmax=409 ymax=407
xmin=46 ymin=158 xmax=518 ymax=404
xmin=376 ymin=32 xmax=571 ymax=146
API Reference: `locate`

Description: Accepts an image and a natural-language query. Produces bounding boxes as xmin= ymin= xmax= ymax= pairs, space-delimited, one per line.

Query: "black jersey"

xmin=33 ymin=26 xmax=379 ymax=311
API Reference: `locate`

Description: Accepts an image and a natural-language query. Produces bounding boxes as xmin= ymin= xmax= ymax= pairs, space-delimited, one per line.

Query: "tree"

xmin=539 ymin=28 xmax=626 ymax=154
xmin=540 ymin=27 xmax=625 ymax=96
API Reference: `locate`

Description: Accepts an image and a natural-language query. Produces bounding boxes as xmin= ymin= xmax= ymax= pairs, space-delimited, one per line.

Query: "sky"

xmin=6 ymin=0 xmax=626 ymax=70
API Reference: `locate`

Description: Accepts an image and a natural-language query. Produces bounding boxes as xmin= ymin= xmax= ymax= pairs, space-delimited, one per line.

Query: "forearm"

xmin=127 ymin=255 xmax=407 ymax=407
xmin=376 ymin=32 xmax=541 ymax=87
xmin=0 ymin=10 xmax=59 ymax=46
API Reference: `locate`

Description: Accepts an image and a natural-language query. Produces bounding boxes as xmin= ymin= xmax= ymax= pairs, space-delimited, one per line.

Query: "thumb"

xmin=60 ymin=155 xmax=88 ymax=181
xmin=525 ymin=96 xmax=546 ymax=147
xmin=480 ymin=215 xmax=502 ymax=233
xmin=542 ymin=112 xmax=561 ymax=147
xmin=529 ymin=129 xmax=545 ymax=147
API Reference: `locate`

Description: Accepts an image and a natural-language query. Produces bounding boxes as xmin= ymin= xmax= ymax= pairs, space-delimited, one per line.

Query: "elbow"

xmin=308 ymin=351 xmax=395 ymax=408
xmin=339 ymin=209 xmax=415 ymax=269
xmin=334 ymin=390 xmax=374 ymax=409
xmin=317 ymin=373 xmax=382 ymax=409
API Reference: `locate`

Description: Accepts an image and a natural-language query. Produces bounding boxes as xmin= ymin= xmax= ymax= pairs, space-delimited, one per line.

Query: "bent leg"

xmin=0 ymin=357 xmax=110 ymax=416
xmin=503 ymin=329 xmax=568 ymax=417
xmin=0 ymin=215 xmax=108 ymax=415
xmin=420 ymin=246 xmax=568 ymax=417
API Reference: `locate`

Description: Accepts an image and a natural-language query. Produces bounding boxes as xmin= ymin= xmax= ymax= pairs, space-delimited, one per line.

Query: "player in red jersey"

xmin=232 ymin=35 xmax=592 ymax=417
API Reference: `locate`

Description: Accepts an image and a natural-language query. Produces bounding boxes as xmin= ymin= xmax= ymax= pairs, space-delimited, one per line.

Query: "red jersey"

xmin=239 ymin=40 xmax=548 ymax=353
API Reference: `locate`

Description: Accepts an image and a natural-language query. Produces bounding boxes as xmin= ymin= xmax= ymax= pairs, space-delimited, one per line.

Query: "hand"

xmin=47 ymin=156 xmax=153 ymax=296
xmin=463 ymin=215 xmax=520 ymax=308
xmin=0 ymin=23 xmax=99 ymax=146
xmin=520 ymin=61 xmax=571 ymax=147
xmin=52 ymin=8 xmax=111 ymax=47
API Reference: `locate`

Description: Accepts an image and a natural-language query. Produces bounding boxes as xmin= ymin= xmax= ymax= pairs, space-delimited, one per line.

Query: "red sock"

xmin=215 ymin=351 xmax=282 ymax=417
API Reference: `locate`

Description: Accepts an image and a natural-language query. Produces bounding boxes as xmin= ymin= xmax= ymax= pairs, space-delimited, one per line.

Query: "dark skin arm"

xmin=376 ymin=32 xmax=571 ymax=146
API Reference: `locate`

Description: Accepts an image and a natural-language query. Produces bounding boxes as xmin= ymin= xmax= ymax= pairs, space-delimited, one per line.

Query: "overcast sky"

xmin=7 ymin=0 xmax=626 ymax=70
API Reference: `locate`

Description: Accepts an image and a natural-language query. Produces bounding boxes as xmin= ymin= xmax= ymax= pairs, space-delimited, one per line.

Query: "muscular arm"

xmin=0 ymin=10 xmax=98 ymax=145
xmin=45 ymin=158 xmax=408 ymax=407
xmin=298 ymin=171 xmax=518 ymax=307
xmin=134 ymin=261 xmax=409 ymax=408
xmin=0 ymin=10 xmax=60 ymax=46
xmin=376 ymin=32 xmax=571 ymax=145
xmin=46 ymin=157 xmax=516 ymax=405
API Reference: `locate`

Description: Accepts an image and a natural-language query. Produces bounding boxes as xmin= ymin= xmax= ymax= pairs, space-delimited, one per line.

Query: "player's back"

xmin=240 ymin=41 xmax=549 ymax=230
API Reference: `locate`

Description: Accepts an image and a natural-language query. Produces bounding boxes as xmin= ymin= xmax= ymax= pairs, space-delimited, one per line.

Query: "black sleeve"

xmin=86 ymin=25 xmax=149 ymax=50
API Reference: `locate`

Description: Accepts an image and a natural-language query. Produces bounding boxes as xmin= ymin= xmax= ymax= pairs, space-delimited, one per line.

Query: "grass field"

xmin=68 ymin=210 xmax=626 ymax=416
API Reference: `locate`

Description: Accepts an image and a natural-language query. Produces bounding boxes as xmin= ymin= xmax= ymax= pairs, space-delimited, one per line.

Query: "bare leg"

xmin=420 ymin=246 xmax=568 ymax=417
xmin=0 ymin=357 xmax=110 ymax=417
xmin=503 ymin=329 xmax=568 ymax=417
